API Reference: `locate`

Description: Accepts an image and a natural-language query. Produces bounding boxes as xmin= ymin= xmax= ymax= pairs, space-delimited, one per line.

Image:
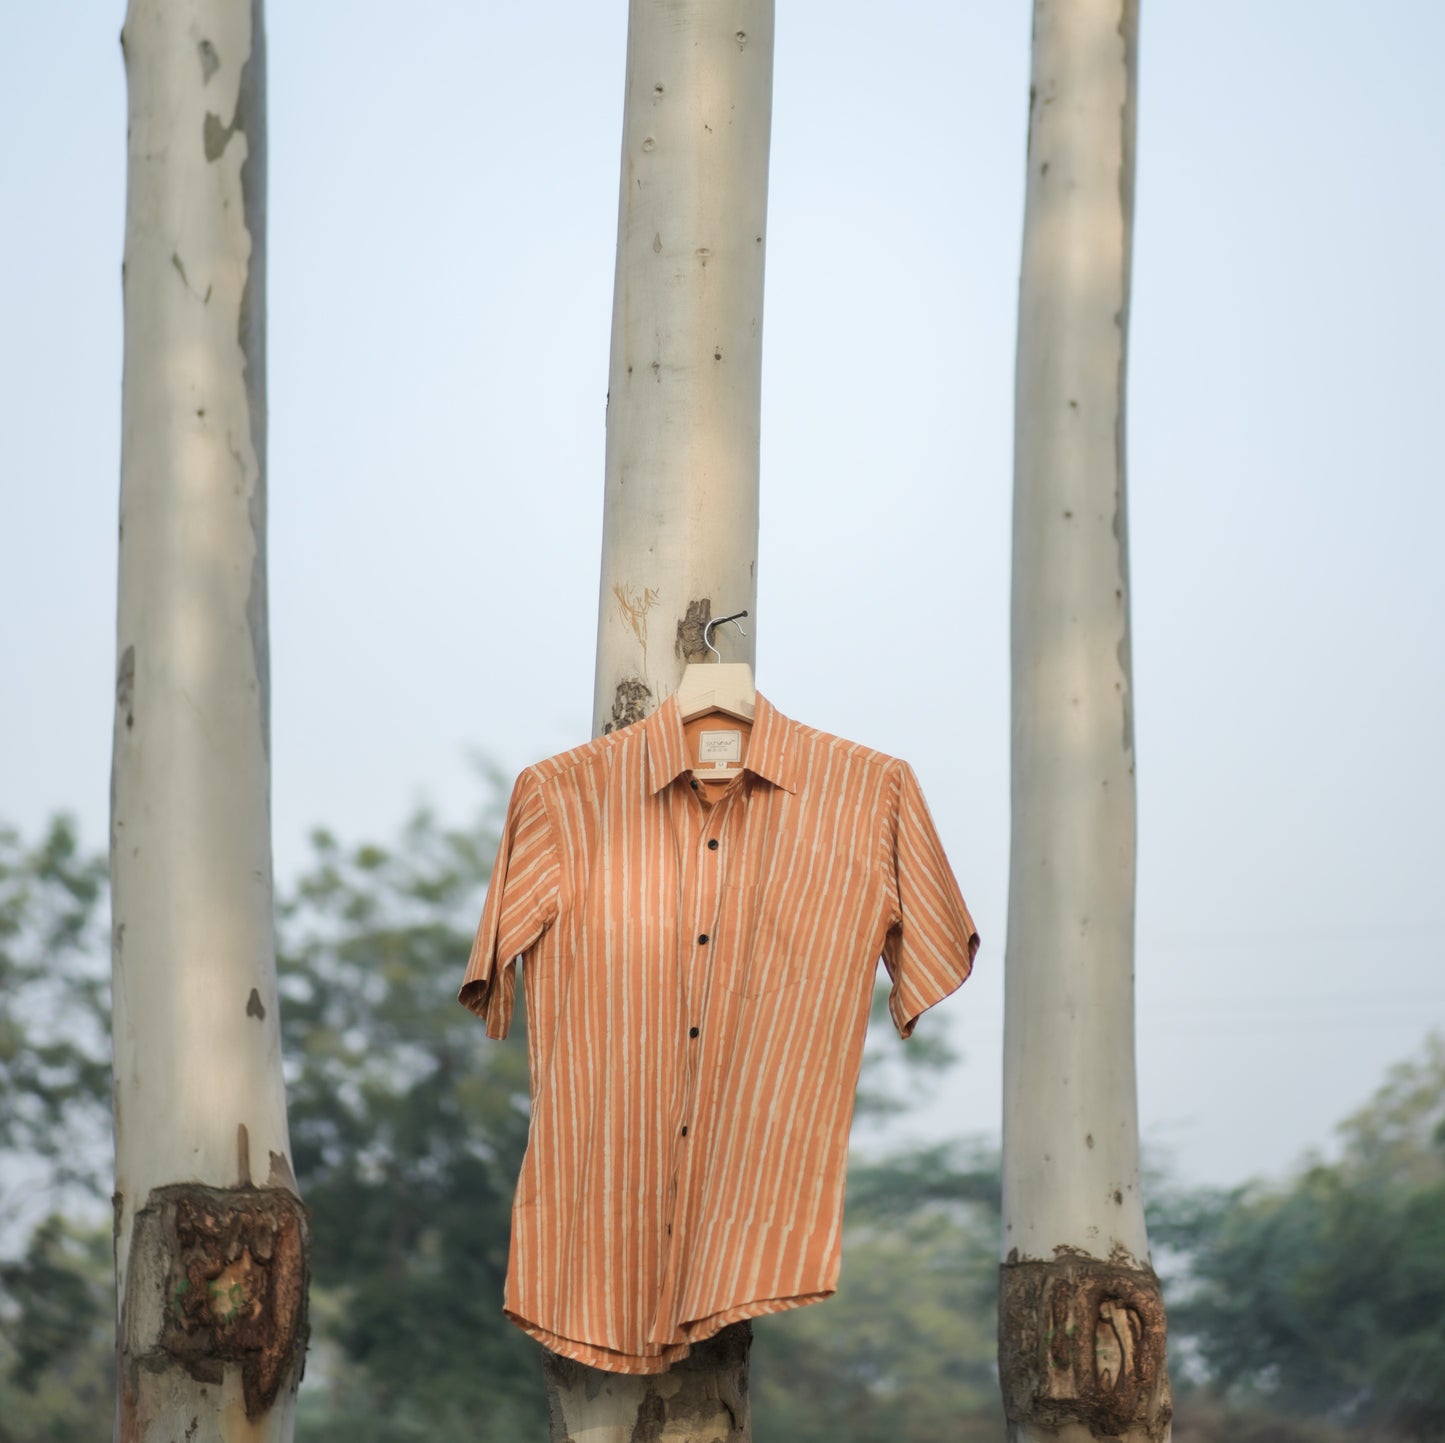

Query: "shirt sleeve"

xmin=881 ymin=761 xmax=980 ymax=1039
xmin=458 ymin=767 xmax=561 ymax=1039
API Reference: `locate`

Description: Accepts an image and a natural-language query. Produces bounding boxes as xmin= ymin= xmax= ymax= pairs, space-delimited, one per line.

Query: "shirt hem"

xmin=505 ymin=1287 xmax=835 ymax=1376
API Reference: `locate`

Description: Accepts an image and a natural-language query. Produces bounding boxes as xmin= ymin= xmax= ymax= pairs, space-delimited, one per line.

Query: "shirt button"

xmin=697 ymin=933 xmax=709 ymax=945
xmin=707 ymin=838 xmax=719 ymax=851
xmin=689 ymin=1026 xmax=699 ymax=1038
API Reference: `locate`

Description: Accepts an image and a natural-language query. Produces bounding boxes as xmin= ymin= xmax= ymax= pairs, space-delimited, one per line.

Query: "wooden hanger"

xmin=677 ymin=612 xmax=755 ymax=779
xmin=676 ymin=611 xmax=755 ymax=722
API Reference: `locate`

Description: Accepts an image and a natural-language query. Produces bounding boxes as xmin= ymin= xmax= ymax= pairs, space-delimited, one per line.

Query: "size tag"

xmin=697 ymin=730 xmax=742 ymax=765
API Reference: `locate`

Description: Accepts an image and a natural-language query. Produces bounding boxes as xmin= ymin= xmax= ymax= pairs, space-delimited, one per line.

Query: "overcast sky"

xmin=3 ymin=1 xmax=1442 ymax=1192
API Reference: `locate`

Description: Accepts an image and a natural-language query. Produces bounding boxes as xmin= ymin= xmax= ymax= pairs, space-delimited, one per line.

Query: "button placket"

xmin=663 ymin=780 xmax=736 ymax=1317
xmin=656 ymin=769 xmax=750 ymax=1345
xmin=667 ymin=779 xmax=715 ymax=1265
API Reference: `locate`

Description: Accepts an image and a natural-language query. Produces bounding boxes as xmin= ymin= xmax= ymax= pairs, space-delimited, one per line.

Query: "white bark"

xmin=113 ymin=2 xmax=303 ymax=1438
xmin=1001 ymin=1 xmax=1169 ymax=1439
xmin=592 ymin=0 xmax=773 ymax=737
xmin=1006 ymin=0 xmax=1142 ymax=1279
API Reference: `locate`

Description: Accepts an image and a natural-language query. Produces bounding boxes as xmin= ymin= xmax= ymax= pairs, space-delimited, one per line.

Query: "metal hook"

xmin=702 ymin=610 xmax=749 ymax=660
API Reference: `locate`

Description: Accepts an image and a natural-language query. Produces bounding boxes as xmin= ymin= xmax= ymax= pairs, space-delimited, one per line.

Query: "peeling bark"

xmin=675 ymin=597 xmax=714 ymax=664
xmin=602 ymin=675 xmax=653 ymax=734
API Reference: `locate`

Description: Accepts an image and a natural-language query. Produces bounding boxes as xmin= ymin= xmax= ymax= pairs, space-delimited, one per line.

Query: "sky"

xmin=2 ymin=0 xmax=1443 ymax=1194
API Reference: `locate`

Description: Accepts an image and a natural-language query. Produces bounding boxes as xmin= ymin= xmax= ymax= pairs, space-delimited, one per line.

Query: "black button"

xmin=707 ymin=839 xmax=719 ymax=851
xmin=697 ymin=933 xmax=709 ymax=945
xmin=680 ymin=1126 xmax=689 ymax=1137
xmin=689 ymin=1026 xmax=699 ymax=1038
xmin=689 ymin=779 xmax=699 ymax=790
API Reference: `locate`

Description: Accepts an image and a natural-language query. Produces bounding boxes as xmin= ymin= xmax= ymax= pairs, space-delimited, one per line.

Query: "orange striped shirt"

xmin=459 ymin=692 xmax=978 ymax=1373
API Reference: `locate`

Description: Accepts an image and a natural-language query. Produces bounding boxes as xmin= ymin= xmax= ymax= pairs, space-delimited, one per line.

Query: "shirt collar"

xmin=645 ymin=690 xmax=799 ymax=796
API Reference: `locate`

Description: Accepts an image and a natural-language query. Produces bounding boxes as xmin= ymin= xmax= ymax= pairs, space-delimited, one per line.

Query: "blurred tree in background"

xmin=0 ymin=1216 xmax=112 ymax=1443
xmin=0 ymin=819 xmax=113 ymax=1442
xmin=0 ymin=819 xmax=109 ymax=1198
xmin=1163 ymin=1038 xmax=1445 ymax=1441
xmin=2 ymin=803 xmax=1443 ymax=1442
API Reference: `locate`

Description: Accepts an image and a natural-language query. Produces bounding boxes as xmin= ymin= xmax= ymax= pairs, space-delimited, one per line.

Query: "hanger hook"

xmin=702 ymin=610 xmax=749 ymax=661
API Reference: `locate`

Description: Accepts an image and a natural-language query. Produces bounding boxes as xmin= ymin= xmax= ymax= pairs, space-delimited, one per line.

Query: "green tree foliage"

xmin=1171 ymin=1036 xmax=1445 ymax=1440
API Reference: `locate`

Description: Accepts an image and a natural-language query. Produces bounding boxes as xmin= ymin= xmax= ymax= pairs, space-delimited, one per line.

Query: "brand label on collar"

xmin=697 ymin=730 xmax=742 ymax=764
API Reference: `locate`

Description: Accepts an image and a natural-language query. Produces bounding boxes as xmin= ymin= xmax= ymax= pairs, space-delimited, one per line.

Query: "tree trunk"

xmin=548 ymin=2 xmax=773 ymax=1437
xmin=592 ymin=0 xmax=773 ymax=737
xmin=112 ymin=3 xmax=307 ymax=1440
xmin=544 ymin=1322 xmax=752 ymax=1443
xmin=1000 ymin=3 xmax=1170 ymax=1441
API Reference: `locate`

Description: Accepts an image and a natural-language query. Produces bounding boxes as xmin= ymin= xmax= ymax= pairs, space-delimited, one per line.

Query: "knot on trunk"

xmin=999 ymin=1255 xmax=1171 ymax=1441
xmin=123 ymin=1183 xmax=310 ymax=1422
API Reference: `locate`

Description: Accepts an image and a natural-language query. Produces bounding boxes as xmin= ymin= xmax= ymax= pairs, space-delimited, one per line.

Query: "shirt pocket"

xmin=716 ymin=877 xmax=805 ymax=998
